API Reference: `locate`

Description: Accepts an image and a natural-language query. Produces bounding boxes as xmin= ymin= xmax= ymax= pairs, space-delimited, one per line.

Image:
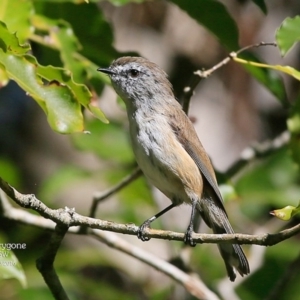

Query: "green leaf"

xmin=234 ymin=56 xmax=300 ymax=81
xmin=0 ymin=23 xmax=108 ymax=132
xmin=0 ymin=0 xmax=33 ymax=43
xmin=0 ymin=21 xmax=30 ymax=55
xmin=34 ymin=1 xmax=119 ymax=65
xmin=251 ymin=0 xmax=267 ymax=14
xmin=276 ymin=16 xmax=300 ymax=56
xmin=31 ymin=14 xmax=85 ymax=83
xmin=31 ymin=25 xmax=108 ymax=122
xmin=270 ymin=202 xmax=300 ymax=221
xmin=0 ymin=68 xmax=8 ymax=86
xmin=172 ymin=0 xmax=239 ymax=50
xmin=32 ymin=2 xmax=117 ymax=105
xmin=0 ymin=51 xmax=84 ymax=133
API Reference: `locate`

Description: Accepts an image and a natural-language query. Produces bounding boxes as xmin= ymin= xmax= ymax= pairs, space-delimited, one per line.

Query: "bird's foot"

xmin=184 ymin=225 xmax=196 ymax=247
xmin=137 ymin=221 xmax=151 ymax=241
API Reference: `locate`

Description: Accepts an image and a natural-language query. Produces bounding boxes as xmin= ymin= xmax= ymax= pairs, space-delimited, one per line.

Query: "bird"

xmin=98 ymin=56 xmax=250 ymax=281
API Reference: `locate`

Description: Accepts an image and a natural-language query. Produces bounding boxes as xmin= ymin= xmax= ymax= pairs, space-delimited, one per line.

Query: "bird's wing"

xmin=167 ymin=106 xmax=225 ymax=209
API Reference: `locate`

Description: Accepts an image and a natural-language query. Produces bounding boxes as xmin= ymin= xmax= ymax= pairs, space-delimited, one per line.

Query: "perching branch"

xmin=1 ymin=176 xmax=299 ymax=247
xmin=0 ymin=186 xmax=219 ymax=300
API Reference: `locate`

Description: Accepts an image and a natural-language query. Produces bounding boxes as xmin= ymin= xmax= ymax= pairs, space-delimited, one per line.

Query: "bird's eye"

xmin=128 ymin=69 xmax=140 ymax=78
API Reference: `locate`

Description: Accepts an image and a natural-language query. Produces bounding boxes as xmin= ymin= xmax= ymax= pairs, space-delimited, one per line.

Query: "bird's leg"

xmin=138 ymin=203 xmax=177 ymax=241
xmin=184 ymin=200 xmax=198 ymax=247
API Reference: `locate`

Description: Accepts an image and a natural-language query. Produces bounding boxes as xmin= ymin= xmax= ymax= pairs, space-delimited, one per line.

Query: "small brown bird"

xmin=98 ymin=57 xmax=250 ymax=281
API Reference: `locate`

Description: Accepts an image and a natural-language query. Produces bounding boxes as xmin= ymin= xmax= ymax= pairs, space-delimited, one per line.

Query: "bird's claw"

xmin=184 ymin=226 xmax=196 ymax=247
xmin=137 ymin=221 xmax=151 ymax=241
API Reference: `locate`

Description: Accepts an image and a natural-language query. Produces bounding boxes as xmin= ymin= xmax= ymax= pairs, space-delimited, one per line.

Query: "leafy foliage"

xmin=0 ymin=0 xmax=108 ymax=133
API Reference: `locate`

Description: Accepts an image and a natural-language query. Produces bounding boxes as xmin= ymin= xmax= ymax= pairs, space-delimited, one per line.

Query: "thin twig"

xmin=234 ymin=41 xmax=277 ymax=56
xmin=180 ymin=41 xmax=277 ymax=115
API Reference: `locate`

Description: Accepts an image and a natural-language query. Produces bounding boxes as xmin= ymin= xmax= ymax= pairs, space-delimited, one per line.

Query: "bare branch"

xmin=1 ymin=176 xmax=299 ymax=246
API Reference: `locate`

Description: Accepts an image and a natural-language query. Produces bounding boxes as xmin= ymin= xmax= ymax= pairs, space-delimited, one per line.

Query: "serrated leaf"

xmin=0 ymin=24 xmax=108 ymax=132
xmin=0 ymin=51 xmax=84 ymax=133
xmin=0 ymin=0 xmax=33 ymax=43
xmin=172 ymin=0 xmax=239 ymax=50
xmin=31 ymin=14 xmax=85 ymax=83
xmin=0 ymin=21 xmax=30 ymax=54
xmin=276 ymin=16 xmax=300 ymax=57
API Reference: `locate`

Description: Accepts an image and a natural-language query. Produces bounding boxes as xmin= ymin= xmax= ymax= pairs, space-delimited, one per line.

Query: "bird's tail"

xmin=198 ymin=195 xmax=250 ymax=281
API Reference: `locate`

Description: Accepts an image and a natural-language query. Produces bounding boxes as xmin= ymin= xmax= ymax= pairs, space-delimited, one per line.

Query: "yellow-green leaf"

xmin=31 ymin=15 xmax=84 ymax=83
xmin=233 ymin=57 xmax=300 ymax=81
xmin=270 ymin=203 xmax=300 ymax=221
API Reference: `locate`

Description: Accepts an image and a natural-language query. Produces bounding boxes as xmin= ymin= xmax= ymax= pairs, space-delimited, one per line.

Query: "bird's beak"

xmin=97 ymin=67 xmax=115 ymax=75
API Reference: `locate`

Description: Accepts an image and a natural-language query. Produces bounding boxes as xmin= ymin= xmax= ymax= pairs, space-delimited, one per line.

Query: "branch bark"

xmin=1 ymin=176 xmax=299 ymax=247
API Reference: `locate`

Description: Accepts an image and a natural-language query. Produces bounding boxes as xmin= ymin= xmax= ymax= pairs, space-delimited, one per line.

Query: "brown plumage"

xmin=98 ymin=56 xmax=250 ymax=281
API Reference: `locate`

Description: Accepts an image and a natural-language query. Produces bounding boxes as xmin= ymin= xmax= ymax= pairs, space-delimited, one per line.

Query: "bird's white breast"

xmin=128 ymin=108 xmax=202 ymax=204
